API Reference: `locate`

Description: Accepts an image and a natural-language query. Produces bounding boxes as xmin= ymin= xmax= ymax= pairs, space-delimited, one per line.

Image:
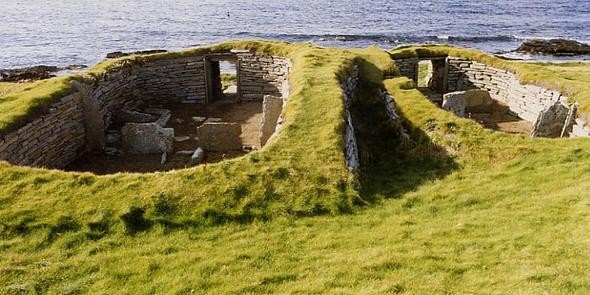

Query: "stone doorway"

xmin=205 ymin=54 xmax=240 ymax=104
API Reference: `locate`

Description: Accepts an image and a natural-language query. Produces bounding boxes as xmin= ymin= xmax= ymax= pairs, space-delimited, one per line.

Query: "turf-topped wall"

xmin=0 ymin=92 xmax=86 ymax=168
xmin=0 ymin=49 xmax=293 ymax=169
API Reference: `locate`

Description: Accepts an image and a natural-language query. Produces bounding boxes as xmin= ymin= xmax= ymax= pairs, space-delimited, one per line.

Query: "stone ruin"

xmin=0 ymin=49 xmax=291 ymax=173
xmin=394 ymin=55 xmax=587 ymax=138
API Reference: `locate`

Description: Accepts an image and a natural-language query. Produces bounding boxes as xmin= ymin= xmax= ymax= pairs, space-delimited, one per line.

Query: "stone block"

xmin=121 ymin=123 xmax=174 ymax=154
xmin=442 ymin=91 xmax=466 ymax=117
xmin=196 ymin=122 xmax=242 ymax=151
xmin=462 ymin=89 xmax=494 ymax=113
xmin=531 ymin=102 xmax=570 ymax=138
xmin=259 ymin=95 xmax=284 ymax=146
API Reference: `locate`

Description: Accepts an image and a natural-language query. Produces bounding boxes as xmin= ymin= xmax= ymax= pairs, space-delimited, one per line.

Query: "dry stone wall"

xmin=379 ymin=89 xmax=408 ymax=138
xmin=0 ymin=93 xmax=86 ymax=168
xmin=395 ymin=58 xmax=419 ymax=81
xmin=238 ymin=54 xmax=291 ymax=101
xmin=134 ymin=56 xmax=206 ymax=104
xmin=342 ymin=65 xmax=360 ymax=172
xmin=447 ymin=58 xmax=568 ymax=123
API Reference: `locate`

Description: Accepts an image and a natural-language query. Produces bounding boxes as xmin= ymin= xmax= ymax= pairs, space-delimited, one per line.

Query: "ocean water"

xmin=1 ymin=0 xmax=589 ymax=68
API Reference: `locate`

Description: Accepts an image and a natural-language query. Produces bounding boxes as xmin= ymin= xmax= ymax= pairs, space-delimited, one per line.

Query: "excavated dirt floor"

xmin=66 ymin=101 xmax=262 ymax=175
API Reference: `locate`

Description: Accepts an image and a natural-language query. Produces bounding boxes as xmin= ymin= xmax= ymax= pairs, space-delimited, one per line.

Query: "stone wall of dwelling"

xmin=446 ymin=57 xmax=568 ymax=123
xmin=342 ymin=65 xmax=360 ymax=172
xmin=238 ymin=53 xmax=291 ymax=102
xmin=379 ymin=89 xmax=408 ymax=137
xmin=395 ymin=58 xmax=419 ymax=82
xmin=393 ymin=55 xmax=589 ymax=137
xmin=0 ymin=93 xmax=86 ymax=168
xmin=134 ymin=56 xmax=207 ymax=104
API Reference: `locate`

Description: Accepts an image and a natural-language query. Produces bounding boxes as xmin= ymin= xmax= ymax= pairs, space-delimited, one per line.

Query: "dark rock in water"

xmin=105 ymin=51 xmax=126 ymax=59
xmin=0 ymin=64 xmax=89 ymax=82
xmin=0 ymin=65 xmax=59 ymax=82
xmin=516 ymin=39 xmax=590 ymax=56
xmin=63 ymin=64 xmax=88 ymax=71
xmin=106 ymin=49 xmax=167 ymax=59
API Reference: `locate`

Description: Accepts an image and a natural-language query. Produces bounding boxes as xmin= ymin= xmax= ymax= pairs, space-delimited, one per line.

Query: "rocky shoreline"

xmin=1 ymin=49 xmax=169 ymax=83
xmin=516 ymin=38 xmax=590 ymax=56
xmin=0 ymin=64 xmax=87 ymax=83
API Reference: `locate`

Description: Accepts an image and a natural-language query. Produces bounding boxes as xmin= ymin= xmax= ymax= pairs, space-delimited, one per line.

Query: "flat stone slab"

xmin=196 ymin=122 xmax=242 ymax=151
xmin=121 ymin=123 xmax=174 ymax=154
xmin=463 ymin=89 xmax=493 ymax=112
xmin=174 ymin=136 xmax=191 ymax=142
xmin=259 ymin=95 xmax=283 ymax=146
xmin=531 ymin=102 xmax=570 ymax=138
xmin=442 ymin=92 xmax=466 ymax=117
xmin=192 ymin=116 xmax=207 ymax=124
xmin=114 ymin=110 xmax=158 ymax=124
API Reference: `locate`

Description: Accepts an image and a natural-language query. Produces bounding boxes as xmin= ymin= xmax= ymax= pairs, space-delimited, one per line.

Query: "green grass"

xmin=0 ymin=82 xmax=33 ymax=99
xmin=1 ymin=43 xmax=590 ymax=293
xmin=221 ymin=73 xmax=237 ymax=90
xmin=417 ymin=61 xmax=430 ymax=87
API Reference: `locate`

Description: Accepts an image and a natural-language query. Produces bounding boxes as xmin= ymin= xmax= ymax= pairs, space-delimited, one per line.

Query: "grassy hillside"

xmin=1 ymin=43 xmax=589 ymax=293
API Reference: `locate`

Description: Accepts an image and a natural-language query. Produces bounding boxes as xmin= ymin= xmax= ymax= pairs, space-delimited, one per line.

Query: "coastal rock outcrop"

xmin=516 ymin=39 xmax=590 ymax=56
xmin=0 ymin=64 xmax=88 ymax=82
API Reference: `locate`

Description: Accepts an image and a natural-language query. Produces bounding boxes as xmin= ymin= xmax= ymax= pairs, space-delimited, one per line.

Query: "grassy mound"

xmin=0 ymin=43 xmax=589 ymax=293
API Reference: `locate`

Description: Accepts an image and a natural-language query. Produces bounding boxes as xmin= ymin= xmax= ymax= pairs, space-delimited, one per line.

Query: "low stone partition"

xmin=342 ymin=65 xmax=360 ymax=172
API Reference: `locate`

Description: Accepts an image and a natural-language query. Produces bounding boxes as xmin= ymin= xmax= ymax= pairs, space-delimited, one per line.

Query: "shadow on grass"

xmin=352 ymin=59 xmax=458 ymax=203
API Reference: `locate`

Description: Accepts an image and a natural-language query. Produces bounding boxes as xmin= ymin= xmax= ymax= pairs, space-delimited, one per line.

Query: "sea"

xmin=1 ymin=0 xmax=590 ymax=69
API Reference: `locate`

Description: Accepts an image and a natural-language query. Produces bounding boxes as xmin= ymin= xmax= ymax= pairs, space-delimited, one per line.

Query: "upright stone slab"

xmin=463 ymin=89 xmax=493 ymax=113
xmin=531 ymin=102 xmax=570 ymax=138
xmin=196 ymin=122 xmax=242 ymax=151
xmin=442 ymin=91 xmax=466 ymax=117
xmin=259 ymin=95 xmax=283 ymax=146
xmin=121 ymin=123 xmax=174 ymax=154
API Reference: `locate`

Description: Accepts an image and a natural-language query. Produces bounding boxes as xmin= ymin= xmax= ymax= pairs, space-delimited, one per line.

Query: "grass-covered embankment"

xmin=1 ymin=44 xmax=589 ymax=293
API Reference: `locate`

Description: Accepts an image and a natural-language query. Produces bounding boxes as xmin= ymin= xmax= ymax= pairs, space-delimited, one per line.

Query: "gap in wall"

xmin=219 ymin=60 xmax=238 ymax=102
